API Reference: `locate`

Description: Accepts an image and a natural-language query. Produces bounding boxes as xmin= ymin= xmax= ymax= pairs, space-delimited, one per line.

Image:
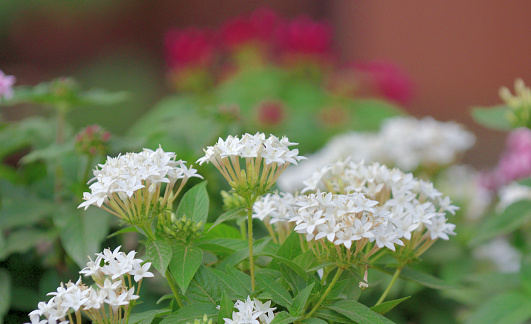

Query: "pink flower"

xmin=221 ymin=8 xmax=280 ymax=48
xmin=164 ymin=28 xmax=216 ymax=69
xmin=276 ymin=15 xmax=333 ymax=57
xmin=352 ymin=61 xmax=414 ymax=105
xmin=0 ymin=70 xmax=16 ymax=100
xmin=256 ymin=100 xmax=286 ymax=126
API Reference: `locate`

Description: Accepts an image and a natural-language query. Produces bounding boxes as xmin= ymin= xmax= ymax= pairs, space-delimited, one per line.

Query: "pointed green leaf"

xmin=314 ymin=309 xmax=351 ymax=324
xmin=371 ymin=296 xmax=411 ymax=315
xmin=269 ymin=311 xmax=300 ymax=324
xmin=217 ymin=291 xmax=234 ymax=324
xmin=328 ymin=300 xmax=396 ymax=324
xmin=128 ymin=309 xmax=171 ymax=324
xmin=276 ymin=230 xmax=302 ymax=261
xmin=255 ymin=269 xmax=293 ymax=308
xmin=206 ymin=267 xmax=249 ymax=299
xmin=160 ymin=303 xmax=217 ymax=324
xmin=196 ymin=238 xmax=247 ymax=254
xmin=202 ymin=222 xmax=241 ymax=240
xmin=169 ymin=244 xmax=203 ymax=294
xmin=107 ymin=226 xmax=139 ymax=239
xmin=289 ymin=283 xmax=315 ymax=317
xmin=471 ymin=105 xmax=513 ymax=131
xmin=226 ymin=267 xmax=252 ymax=297
xmin=186 ymin=266 xmax=222 ymax=305
xmin=146 ymin=240 xmax=173 ymax=276
xmin=208 ymin=207 xmax=245 ymax=232
xmin=466 ymin=291 xmax=531 ymax=324
xmin=176 ymin=181 xmax=209 ymax=224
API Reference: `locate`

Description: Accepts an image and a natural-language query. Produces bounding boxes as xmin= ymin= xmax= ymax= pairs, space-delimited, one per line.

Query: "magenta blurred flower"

xmin=352 ymin=61 xmax=414 ymax=105
xmin=0 ymin=70 xmax=16 ymax=100
xmin=164 ymin=27 xmax=216 ymax=69
xmin=494 ymin=128 xmax=531 ymax=185
xmin=221 ymin=8 xmax=280 ymax=48
xmin=276 ymin=15 xmax=333 ymax=57
xmin=256 ymin=100 xmax=286 ymax=126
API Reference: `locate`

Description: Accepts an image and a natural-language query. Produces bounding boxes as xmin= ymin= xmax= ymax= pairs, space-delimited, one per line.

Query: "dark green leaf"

xmin=206 ymin=267 xmax=249 ymax=299
xmin=302 ymin=318 xmax=328 ymax=324
xmin=128 ymin=309 xmax=171 ymax=324
xmin=175 ymin=181 xmax=209 ymax=225
xmin=466 ymin=291 xmax=531 ymax=324
xmin=208 ymin=207 xmax=245 ymax=232
xmin=314 ymin=309 xmax=351 ymax=323
xmin=2 ymin=229 xmax=56 ymax=259
xmin=226 ymin=267 xmax=252 ymax=297
xmin=328 ymin=300 xmax=396 ymax=324
xmin=269 ymin=311 xmax=300 ymax=324
xmin=54 ymin=205 xmax=110 ymax=268
xmin=289 ymin=283 xmax=315 ymax=317
xmin=196 ymin=238 xmax=247 ymax=254
xmin=159 ymin=303 xmax=217 ymax=324
xmin=217 ymin=291 xmax=234 ymax=324
xmin=0 ymin=181 xmax=55 ymax=228
xmin=471 ymin=105 xmax=513 ymax=131
xmin=168 ymin=244 xmax=203 ymax=294
xmin=276 ymin=230 xmax=303 ymax=261
xmin=186 ymin=266 xmax=223 ymax=305
xmin=470 ymin=200 xmax=531 ymax=246
xmin=146 ymin=240 xmax=173 ymax=276
xmin=371 ymin=296 xmax=411 ymax=315
xmin=255 ymin=269 xmax=293 ymax=308
xmin=0 ymin=269 xmax=11 ymax=322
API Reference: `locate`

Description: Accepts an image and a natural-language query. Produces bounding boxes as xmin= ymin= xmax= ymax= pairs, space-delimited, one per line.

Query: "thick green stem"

xmin=375 ymin=266 xmax=403 ymax=306
xmin=166 ymin=269 xmax=184 ymax=308
xmin=304 ymin=268 xmax=344 ymax=319
xmin=247 ymin=200 xmax=256 ymax=291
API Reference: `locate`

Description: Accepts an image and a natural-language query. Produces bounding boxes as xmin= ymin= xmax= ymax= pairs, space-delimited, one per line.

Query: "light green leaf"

xmin=275 ymin=230 xmax=302 ymax=261
xmin=175 ymin=181 xmax=209 ymax=225
xmin=54 ymin=205 xmax=110 ymax=268
xmin=169 ymin=244 xmax=203 ymax=294
xmin=328 ymin=300 xmax=396 ymax=324
xmin=146 ymin=240 xmax=173 ymax=276
xmin=269 ymin=311 xmax=300 ymax=324
xmin=20 ymin=141 xmax=74 ymax=164
xmin=471 ymin=105 xmax=513 ymax=131
xmin=159 ymin=303 xmax=217 ymax=324
xmin=517 ymin=177 xmax=531 ymax=187
xmin=470 ymin=200 xmax=531 ymax=246
xmin=107 ymin=226 xmax=139 ymax=239
xmin=314 ymin=309 xmax=351 ymax=323
xmin=0 ymin=269 xmax=11 ymax=323
xmin=255 ymin=269 xmax=293 ymax=308
xmin=466 ymin=291 xmax=531 ymax=324
xmin=202 ymin=223 xmax=241 ymax=240
xmin=208 ymin=207 xmax=245 ymax=232
xmin=375 ymin=265 xmax=457 ymax=290
xmin=349 ymin=99 xmax=404 ymax=131
xmin=289 ymin=283 xmax=315 ymax=317
xmin=302 ymin=318 xmax=328 ymax=324
xmin=217 ymin=291 xmax=234 ymax=324
xmin=226 ymin=267 xmax=252 ymax=297
xmin=370 ymin=296 xmax=411 ymax=315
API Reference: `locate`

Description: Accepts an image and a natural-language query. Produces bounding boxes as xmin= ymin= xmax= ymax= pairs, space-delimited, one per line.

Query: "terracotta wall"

xmin=330 ymin=0 xmax=531 ymax=167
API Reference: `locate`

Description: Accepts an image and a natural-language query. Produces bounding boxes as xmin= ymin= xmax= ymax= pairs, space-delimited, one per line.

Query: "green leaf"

xmin=54 ymin=204 xmax=110 ymax=268
xmin=128 ymin=309 xmax=171 ymax=324
xmin=217 ymin=291 xmax=234 ymax=324
xmin=314 ymin=309 xmax=351 ymax=323
xmin=517 ymin=177 xmax=531 ymax=187
xmin=276 ymin=230 xmax=303 ymax=261
xmin=107 ymin=226 xmax=139 ymax=239
xmin=269 ymin=311 xmax=300 ymax=324
xmin=175 ymin=181 xmax=209 ymax=225
xmin=168 ymin=244 xmax=203 ymax=294
xmin=1 ymin=228 xmax=56 ymax=259
xmin=20 ymin=141 xmax=74 ymax=164
xmin=186 ymin=266 xmax=223 ymax=305
xmin=370 ymin=296 xmax=411 ymax=315
xmin=202 ymin=223 xmax=241 ymax=240
xmin=328 ymin=300 xmax=396 ymax=324
xmin=159 ymin=303 xmax=217 ymax=324
xmin=206 ymin=267 xmax=250 ymax=299
xmin=349 ymin=99 xmax=404 ymax=131
xmin=466 ymin=291 xmax=531 ymax=324
xmin=146 ymin=240 xmax=173 ymax=276
xmin=470 ymin=200 xmax=531 ymax=246
xmin=289 ymin=283 xmax=315 ymax=317
xmin=226 ymin=267 xmax=252 ymax=297
xmin=196 ymin=238 xmax=247 ymax=254
xmin=208 ymin=207 xmax=245 ymax=232
xmin=471 ymin=105 xmax=513 ymax=131
xmin=375 ymin=265 xmax=457 ymax=290
xmin=255 ymin=269 xmax=293 ymax=308
xmin=0 ymin=269 xmax=11 ymax=323
xmin=302 ymin=318 xmax=328 ymax=324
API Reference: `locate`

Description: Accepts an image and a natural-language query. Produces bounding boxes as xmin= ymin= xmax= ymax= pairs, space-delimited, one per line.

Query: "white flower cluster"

xmin=197 ymin=133 xmax=304 ymax=166
xmin=253 ymin=191 xmax=297 ymax=224
xmin=26 ymin=246 xmax=153 ymax=324
xmin=278 ymin=116 xmax=474 ymax=192
xmin=78 ymin=146 xmax=202 ymax=222
xmin=223 ymin=297 xmax=276 ymax=324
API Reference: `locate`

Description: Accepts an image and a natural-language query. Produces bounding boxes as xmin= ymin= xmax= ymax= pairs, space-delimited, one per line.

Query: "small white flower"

xmin=130 ymin=261 xmax=154 ymax=282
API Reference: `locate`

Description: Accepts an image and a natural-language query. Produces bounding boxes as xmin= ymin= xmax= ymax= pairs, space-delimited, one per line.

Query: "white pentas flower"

xmin=197 ymin=133 xmax=305 ymax=197
xmin=78 ymin=146 xmax=202 ymax=225
xmin=223 ymin=297 xmax=276 ymax=324
xmin=278 ymin=116 xmax=474 ymax=192
xmin=27 ymin=246 xmax=150 ymax=324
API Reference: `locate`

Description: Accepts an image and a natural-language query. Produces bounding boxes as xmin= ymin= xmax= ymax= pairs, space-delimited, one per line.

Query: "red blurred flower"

xmin=221 ymin=8 xmax=280 ymax=48
xmin=165 ymin=27 xmax=216 ymax=69
xmin=276 ymin=15 xmax=333 ymax=57
xmin=256 ymin=100 xmax=286 ymax=126
xmin=352 ymin=61 xmax=414 ymax=105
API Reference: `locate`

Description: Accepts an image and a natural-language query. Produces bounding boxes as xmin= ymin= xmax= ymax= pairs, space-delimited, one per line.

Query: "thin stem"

xmin=166 ymin=269 xmax=184 ymax=308
xmin=375 ymin=266 xmax=403 ymax=306
xmin=246 ymin=198 xmax=256 ymax=291
xmin=304 ymin=268 xmax=344 ymax=320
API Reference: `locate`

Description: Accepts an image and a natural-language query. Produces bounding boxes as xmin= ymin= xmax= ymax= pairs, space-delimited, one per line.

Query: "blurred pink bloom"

xmin=221 ymin=8 xmax=280 ymax=48
xmin=352 ymin=61 xmax=414 ymax=105
xmin=276 ymin=15 xmax=333 ymax=57
xmin=256 ymin=100 xmax=286 ymax=126
xmin=164 ymin=27 xmax=216 ymax=69
xmin=0 ymin=70 xmax=16 ymax=100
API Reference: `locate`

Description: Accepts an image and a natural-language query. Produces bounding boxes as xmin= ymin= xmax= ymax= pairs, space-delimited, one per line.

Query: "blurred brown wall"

xmin=330 ymin=0 xmax=531 ymax=167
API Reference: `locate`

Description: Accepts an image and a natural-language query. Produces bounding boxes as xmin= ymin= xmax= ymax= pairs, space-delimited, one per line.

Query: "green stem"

xmin=166 ymin=269 xmax=184 ymax=308
xmin=304 ymin=268 xmax=344 ymax=320
xmin=375 ymin=266 xmax=403 ymax=306
xmin=246 ymin=199 xmax=256 ymax=291
xmin=82 ymin=155 xmax=94 ymax=184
